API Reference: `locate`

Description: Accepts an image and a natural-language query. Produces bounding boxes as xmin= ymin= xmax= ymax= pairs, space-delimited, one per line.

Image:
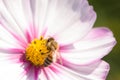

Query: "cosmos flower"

xmin=0 ymin=0 xmax=116 ymax=80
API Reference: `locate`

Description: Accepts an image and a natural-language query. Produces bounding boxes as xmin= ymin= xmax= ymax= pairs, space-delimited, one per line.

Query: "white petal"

xmin=0 ymin=51 xmax=23 ymax=64
xmin=14 ymin=62 xmax=41 ymax=80
xmin=0 ymin=0 xmax=36 ymax=42
xmin=44 ymin=67 xmax=61 ymax=80
xmin=22 ymin=0 xmax=37 ymax=39
xmin=0 ymin=18 xmax=27 ymax=48
xmin=0 ymin=60 xmax=24 ymax=80
xmin=53 ymin=61 xmax=109 ymax=80
xmin=44 ymin=0 xmax=96 ymax=45
xmin=74 ymin=27 xmax=115 ymax=50
xmin=48 ymin=63 xmax=86 ymax=80
xmin=22 ymin=0 xmax=33 ymax=23
xmin=34 ymin=0 xmax=49 ymax=37
xmin=39 ymin=69 xmax=48 ymax=80
xmin=2 ymin=0 xmax=31 ymax=29
xmin=0 ymin=24 xmax=25 ymax=49
xmin=0 ymin=57 xmax=40 ymax=80
xmin=0 ymin=1 xmax=25 ymax=42
xmin=26 ymin=67 xmax=38 ymax=80
xmin=60 ymin=27 xmax=116 ymax=65
xmin=44 ymin=66 xmax=82 ymax=80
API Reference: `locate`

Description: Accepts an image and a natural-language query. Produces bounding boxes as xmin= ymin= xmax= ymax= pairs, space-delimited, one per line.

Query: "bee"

xmin=26 ymin=36 xmax=62 ymax=67
xmin=43 ymin=37 xmax=58 ymax=67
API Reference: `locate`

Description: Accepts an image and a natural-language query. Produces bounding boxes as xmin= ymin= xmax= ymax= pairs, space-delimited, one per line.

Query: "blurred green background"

xmin=88 ymin=0 xmax=120 ymax=80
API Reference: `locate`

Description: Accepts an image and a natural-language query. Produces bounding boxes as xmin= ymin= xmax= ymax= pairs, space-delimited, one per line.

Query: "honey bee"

xmin=26 ymin=36 xmax=61 ymax=67
xmin=43 ymin=37 xmax=58 ymax=67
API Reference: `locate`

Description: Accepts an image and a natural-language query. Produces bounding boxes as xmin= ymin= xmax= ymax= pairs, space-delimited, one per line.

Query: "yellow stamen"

xmin=25 ymin=37 xmax=50 ymax=66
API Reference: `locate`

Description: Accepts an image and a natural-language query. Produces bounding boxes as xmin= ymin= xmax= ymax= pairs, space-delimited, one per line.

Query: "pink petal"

xmin=44 ymin=67 xmax=60 ymax=80
xmin=26 ymin=67 xmax=40 ymax=80
xmin=50 ymin=60 xmax=109 ymax=80
xmin=0 ymin=27 xmax=25 ymax=63
xmin=73 ymin=27 xmax=115 ymax=51
xmin=60 ymin=27 xmax=116 ymax=65
xmin=65 ymin=60 xmax=110 ymax=80
xmin=23 ymin=0 xmax=38 ymax=42
xmin=25 ymin=24 xmax=38 ymax=43
xmin=0 ymin=26 xmax=25 ymax=62
xmin=46 ymin=0 xmax=96 ymax=45
xmin=21 ymin=62 xmax=41 ymax=80
xmin=83 ymin=27 xmax=113 ymax=40
xmin=39 ymin=69 xmax=48 ymax=80
xmin=48 ymin=63 xmax=87 ymax=80
xmin=0 ymin=25 xmax=26 ymax=63
xmin=0 ymin=48 xmax=25 ymax=64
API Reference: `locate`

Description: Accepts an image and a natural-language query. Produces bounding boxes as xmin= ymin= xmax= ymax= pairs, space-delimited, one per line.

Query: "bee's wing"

xmin=53 ymin=51 xmax=63 ymax=65
xmin=52 ymin=51 xmax=57 ymax=63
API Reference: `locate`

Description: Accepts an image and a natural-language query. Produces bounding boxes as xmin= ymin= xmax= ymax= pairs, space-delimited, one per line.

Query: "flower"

xmin=0 ymin=0 xmax=116 ymax=80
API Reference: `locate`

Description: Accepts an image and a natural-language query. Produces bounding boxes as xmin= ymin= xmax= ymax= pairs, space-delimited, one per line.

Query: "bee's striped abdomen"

xmin=43 ymin=53 xmax=53 ymax=67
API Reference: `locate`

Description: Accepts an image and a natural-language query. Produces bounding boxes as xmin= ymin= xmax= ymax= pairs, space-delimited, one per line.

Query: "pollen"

xmin=25 ymin=37 xmax=51 ymax=66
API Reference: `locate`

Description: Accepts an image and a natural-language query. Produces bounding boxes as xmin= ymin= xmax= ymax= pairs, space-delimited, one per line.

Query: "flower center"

xmin=25 ymin=36 xmax=58 ymax=67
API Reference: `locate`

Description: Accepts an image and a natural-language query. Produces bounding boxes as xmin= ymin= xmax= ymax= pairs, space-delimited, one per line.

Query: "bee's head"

xmin=47 ymin=37 xmax=54 ymax=42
